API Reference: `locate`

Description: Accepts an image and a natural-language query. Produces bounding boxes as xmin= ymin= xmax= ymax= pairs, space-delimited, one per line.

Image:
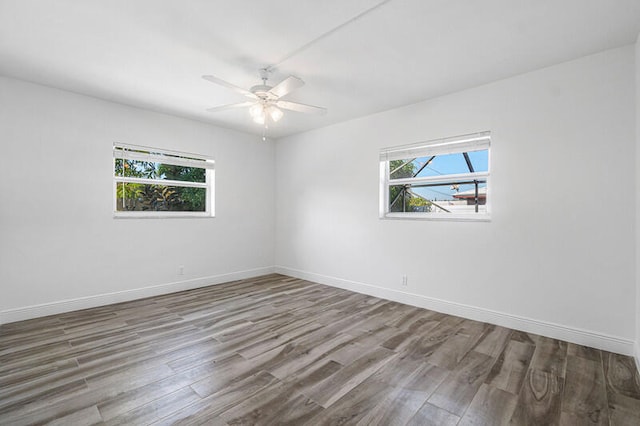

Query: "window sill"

xmin=113 ymin=212 xmax=214 ymax=219
xmin=381 ymin=212 xmax=491 ymax=222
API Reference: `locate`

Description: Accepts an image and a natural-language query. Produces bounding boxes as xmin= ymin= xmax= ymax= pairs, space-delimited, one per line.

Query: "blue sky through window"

xmin=406 ymin=149 xmax=488 ymax=201
xmin=412 ymin=149 xmax=488 ymax=177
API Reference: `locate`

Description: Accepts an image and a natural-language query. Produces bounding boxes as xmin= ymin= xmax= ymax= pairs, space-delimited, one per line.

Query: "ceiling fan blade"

xmin=202 ymin=75 xmax=257 ymax=99
xmin=268 ymin=76 xmax=304 ymax=98
xmin=277 ymin=100 xmax=327 ymax=115
xmin=206 ymin=101 xmax=255 ymax=113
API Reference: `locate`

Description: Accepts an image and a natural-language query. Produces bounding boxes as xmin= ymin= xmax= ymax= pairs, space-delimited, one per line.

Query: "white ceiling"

xmin=1 ymin=0 xmax=639 ymax=139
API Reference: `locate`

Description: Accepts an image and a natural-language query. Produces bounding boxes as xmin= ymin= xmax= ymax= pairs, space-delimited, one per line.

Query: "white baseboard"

xmin=0 ymin=266 xmax=275 ymax=325
xmin=4 ymin=264 xmax=636 ymax=358
xmin=275 ymin=266 xmax=635 ymax=356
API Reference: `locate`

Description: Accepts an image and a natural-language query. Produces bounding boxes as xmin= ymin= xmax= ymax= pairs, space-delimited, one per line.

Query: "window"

xmin=379 ymin=132 xmax=490 ymax=220
xmin=113 ymin=143 xmax=214 ymax=218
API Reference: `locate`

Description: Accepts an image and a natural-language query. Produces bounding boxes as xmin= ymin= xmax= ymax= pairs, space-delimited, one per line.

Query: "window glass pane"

xmin=389 ymin=159 xmax=420 ymax=179
xmin=116 ymin=183 xmax=206 ymax=212
xmin=389 ymin=181 xmax=487 ymax=214
xmin=114 ymin=159 xmax=206 ymax=183
xmin=465 ymin=150 xmax=489 ymax=173
xmin=389 ymin=185 xmax=435 ymax=212
xmin=389 ymin=149 xmax=488 ymax=179
xmin=414 ymin=153 xmax=468 ymax=177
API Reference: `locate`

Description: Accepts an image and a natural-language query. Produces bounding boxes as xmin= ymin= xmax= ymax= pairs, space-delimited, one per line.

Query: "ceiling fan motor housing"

xmin=250 ymin=84 xmax=277 ymax=101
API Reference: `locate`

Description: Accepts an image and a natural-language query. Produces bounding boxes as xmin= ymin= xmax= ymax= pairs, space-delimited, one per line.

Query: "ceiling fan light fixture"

xmin=252 ymin=109 xmax=266 ymax=124
xmin=249 ymin=103 xmax=263 ymax=119
xmin=268 ymin=106 xmax=283 ymax=122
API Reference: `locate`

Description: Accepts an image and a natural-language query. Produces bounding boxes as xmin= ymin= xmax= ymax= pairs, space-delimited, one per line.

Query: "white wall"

xmin=636 ymin=35 xmax=640 ymax=364
xmin=0 ymin=77 xmax=275 ymax=322
xmin=276 ymin=46 xmax=636 ymax=353
xmin=1 ymin=46 xmax=637 ymax=356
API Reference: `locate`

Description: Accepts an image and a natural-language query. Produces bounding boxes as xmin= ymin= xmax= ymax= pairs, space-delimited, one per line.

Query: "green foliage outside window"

xmin=389 ymin=159 xmax=433 ymax=212
xmin=115 ymin=159 xmax=206 ymax=212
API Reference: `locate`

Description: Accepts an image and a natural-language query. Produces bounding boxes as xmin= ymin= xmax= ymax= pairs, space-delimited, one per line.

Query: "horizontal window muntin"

xmin=113 ymin=143 xmax=214 ymax=217
xmin=113 ymin=176 xmax=207 ymax=188
xmin=388 ymin=171 xmax=489 ymax=186
xmin=380 ymin=132 xmax=490 ymax=219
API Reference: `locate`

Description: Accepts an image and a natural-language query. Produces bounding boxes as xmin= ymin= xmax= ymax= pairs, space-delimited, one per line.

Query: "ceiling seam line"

xmin=266 ymin=0 xmax=393 ymax=72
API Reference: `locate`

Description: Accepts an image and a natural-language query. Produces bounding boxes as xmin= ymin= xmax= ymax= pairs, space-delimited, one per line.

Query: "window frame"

xmin=379 ymin=132 xmax=491 ymax=221
xmin=113 ymin=143 xmax=215 ymax=218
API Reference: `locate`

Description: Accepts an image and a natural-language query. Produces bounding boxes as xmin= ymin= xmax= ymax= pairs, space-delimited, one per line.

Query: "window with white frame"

xmin=113 ymin=144 xmax=214 ymax=217
xmin=379 ymin=132 xmax=490 ymax=220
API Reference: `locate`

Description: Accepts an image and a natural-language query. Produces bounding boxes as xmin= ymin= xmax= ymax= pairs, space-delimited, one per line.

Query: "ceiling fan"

xmin=202 ymin=68 xmax=327 ymax=125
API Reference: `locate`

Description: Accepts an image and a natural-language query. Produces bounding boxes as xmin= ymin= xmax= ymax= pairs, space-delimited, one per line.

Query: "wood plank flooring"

xmin=1 ymin=273 xmax=640 ymax=425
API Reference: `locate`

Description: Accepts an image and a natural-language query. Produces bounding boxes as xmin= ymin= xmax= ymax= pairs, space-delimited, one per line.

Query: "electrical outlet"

xmin=179 ymin=265 xmax=184 ymax=275
xmin=402 ymin=274 xmax=408 ymax=286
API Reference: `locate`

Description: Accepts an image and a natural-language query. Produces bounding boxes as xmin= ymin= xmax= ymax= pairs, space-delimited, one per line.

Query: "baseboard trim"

xmin=0 ymin=266 xmax=275 ymax=325
xmin=275 ymin=266 xmax=635 ymax=356
xmin=4 ymin=265 xmax=635 ymax=357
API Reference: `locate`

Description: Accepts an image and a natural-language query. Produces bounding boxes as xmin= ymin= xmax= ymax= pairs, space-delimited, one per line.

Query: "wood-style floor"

xmin=1 ymin=274 xmax=640 ymax=425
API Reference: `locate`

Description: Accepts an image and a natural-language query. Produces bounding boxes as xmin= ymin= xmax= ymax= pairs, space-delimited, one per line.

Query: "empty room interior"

xmin=3 ymin=1 xmax=640 ymax=425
